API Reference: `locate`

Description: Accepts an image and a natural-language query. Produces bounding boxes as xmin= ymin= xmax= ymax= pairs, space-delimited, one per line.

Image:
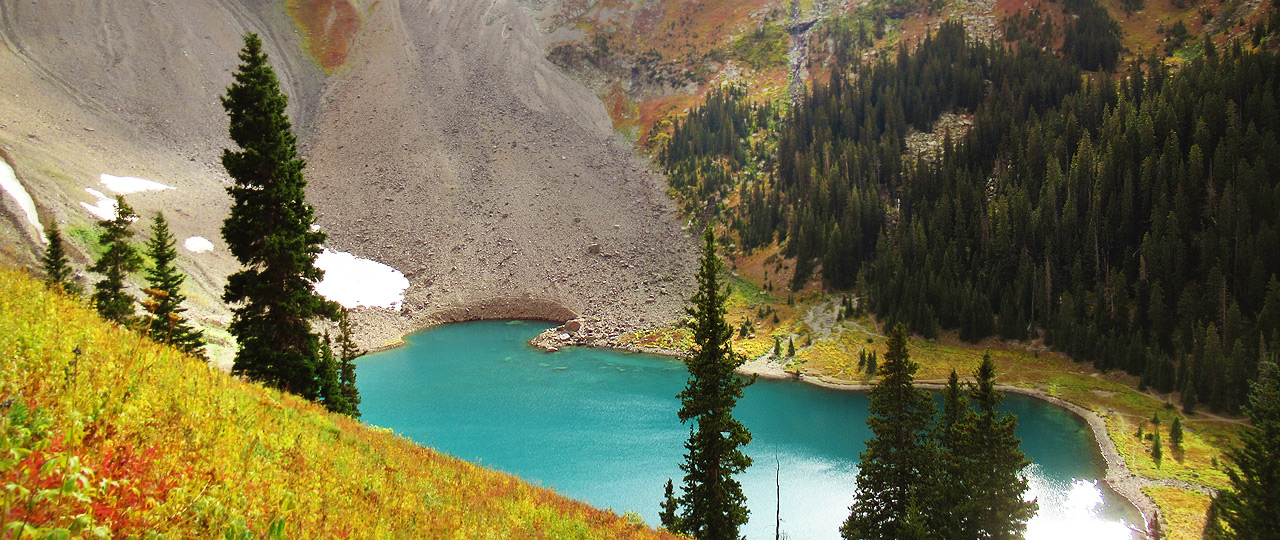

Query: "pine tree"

xmin=842 ymin=323 xmax=936 ymax=540
xmin=1152 ymin=428 xmax=1163 ymax=468
xmin=142 ymin=212 xmax=205 ymax=359
xmin=787 ymin=336 xmax=796 ymax=357
xmin=335 ymin=310 xmax=364 ymax=417
xmin=674 ymin=226 xmax=753 ymax=540
xmin=962 ymin=353 xmax=1037 ymax=539
xmin=933 ymin=369 xmax=972 ymax=538
xmin=1184 ymin=387 xmax=1198 ymax=415
xmin=1204 ymin=361 xmax=1280 ymax=539
xmin=41 ymin=221 xmax=78 ymax=294
xmin=659 ymin=478 xmax=680 ymax=533
xmin=316 ymin=332 xmax=345 ymax=413
xmin=220 ymin=33 xmax=335 ymax=399
xmin=1170 ymin=416 xmax=1183 ymax=448
xmin=89 ymin=196 xmax=142 ymax=325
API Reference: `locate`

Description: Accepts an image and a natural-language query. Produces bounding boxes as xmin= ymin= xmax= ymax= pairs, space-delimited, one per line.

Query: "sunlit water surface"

xmin=358 ymin=320 xmax=1142 ymax=539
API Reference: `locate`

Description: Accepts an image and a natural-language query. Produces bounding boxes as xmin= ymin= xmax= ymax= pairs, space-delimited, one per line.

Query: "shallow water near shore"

xmin=358 ymin=320 xmax=1143 ymax=539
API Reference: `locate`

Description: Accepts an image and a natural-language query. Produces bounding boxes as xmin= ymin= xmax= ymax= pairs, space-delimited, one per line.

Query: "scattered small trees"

xmin=89 ymin=196 xmax=143 ymax=324
xmin=670 ymin=226 xmax=754 ymax=540
xmin=59 ymin=204 xmax=205 ymax=356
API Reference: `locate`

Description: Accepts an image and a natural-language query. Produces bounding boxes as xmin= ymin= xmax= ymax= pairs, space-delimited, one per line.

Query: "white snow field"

xmin=99 ymin=173 xmax=174 ymax=194
xmin=314 ymin=248 xmax=410 ymax=310
xmin=0 ymin=159 xmax=46 ymax=242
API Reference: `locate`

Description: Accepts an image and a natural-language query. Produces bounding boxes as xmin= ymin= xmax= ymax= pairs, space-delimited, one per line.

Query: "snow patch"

xmin=80 ymin=188 xmax=118 ymax=221
xmin=0 ymin=160 xmax=45 ymax=243
xmin=99 ymin=173 xmax=174 ymax=194
xmin=184 ymin=236 xmax=214 ymax=253
xmin=314 ymin=249 xmax=409 ymax=310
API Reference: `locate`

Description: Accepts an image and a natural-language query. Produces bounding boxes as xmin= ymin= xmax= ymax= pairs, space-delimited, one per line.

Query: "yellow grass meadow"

xmin=0 ymin=267 xmax=679 ymax=539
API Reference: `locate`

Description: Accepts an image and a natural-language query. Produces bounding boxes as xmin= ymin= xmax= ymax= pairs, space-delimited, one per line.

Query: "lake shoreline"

xmin=608 ymin=341 xmax=1160 ymax=540
xmin=364 ymin=319 xmax=1161 ymax=539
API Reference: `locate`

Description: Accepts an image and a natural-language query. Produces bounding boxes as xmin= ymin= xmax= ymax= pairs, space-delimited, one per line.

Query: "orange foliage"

xmin=287 ymin=0 xmax=362 ymax=72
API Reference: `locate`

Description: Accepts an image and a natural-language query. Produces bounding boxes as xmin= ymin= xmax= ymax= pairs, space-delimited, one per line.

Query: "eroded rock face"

xmin=0 ymin=0 xmax=695 ymax=354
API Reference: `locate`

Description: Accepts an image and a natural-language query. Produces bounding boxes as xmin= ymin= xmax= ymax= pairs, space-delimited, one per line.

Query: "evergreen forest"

xmin=662 ymin=16 xmax=1280 ymax=415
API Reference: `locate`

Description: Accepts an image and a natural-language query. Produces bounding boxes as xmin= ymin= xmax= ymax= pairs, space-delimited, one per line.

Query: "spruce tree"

xmin=316 ymin=332 xmax=346 ymax=414
xmin=933 ymin=369 xmax=973 ymax=538
xmin=41 ymin=221 xmax=78 ymax=294
xmin=674 ymin=225 xmax=753 ymax=540
xmin=89 ymin=196 xmax=142 ymax=325
xmin=1170 ymin=416 xmax=1183 ymax=448
xmin=335 ymin=310 xmax=364 ymax=417
xmin=142 ymin=212 xmax=206 ymax=359
xmin=1204 ymin=361 xmax=1280 ymax=539
xmin=1152 ymin=428 xmax=1163 ymax=468
xmin=842 ymin=323 xmax=936 ymax=540
xmin=659 ymin=478 xmax=680 ymax=533
xmin=964 ymin=353 xmax=1037 ymax=539
xmin=220 ymin=33 xmax=334 ymax=399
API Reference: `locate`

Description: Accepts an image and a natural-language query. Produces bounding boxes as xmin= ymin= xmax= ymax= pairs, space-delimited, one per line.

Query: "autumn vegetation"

xmin=0 ymin=267 xmax=677 ymax=539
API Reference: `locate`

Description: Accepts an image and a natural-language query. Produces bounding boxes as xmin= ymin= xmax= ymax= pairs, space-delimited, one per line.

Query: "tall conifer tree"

xmin=220 ymin=33 xmax=333 ymax=398
xmin=142 ymin=212 xmax=206 ymax=358
xmin=842 ymin=323 xmax=936 ymax=540
xmin=933 ymin=370 xmax=972 ymax=538
xmin=90 ymin=196 xmax=142 ymax=324
xmin=964 ymin=353 xmax=1036 ymax=539
xmin=673 ymin=225 xmax=753 ymax=540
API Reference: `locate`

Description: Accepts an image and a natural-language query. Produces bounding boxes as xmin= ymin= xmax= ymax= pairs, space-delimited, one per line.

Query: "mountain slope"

xmin=0 ymin=267 xmax=677 ymax=538
xmin=0 ymin=0 xmax=696 ymax=357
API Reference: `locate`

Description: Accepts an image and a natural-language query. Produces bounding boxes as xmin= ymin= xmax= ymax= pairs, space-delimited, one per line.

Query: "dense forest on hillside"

xmin=662 ymin=17 xmax=1280 ymax=414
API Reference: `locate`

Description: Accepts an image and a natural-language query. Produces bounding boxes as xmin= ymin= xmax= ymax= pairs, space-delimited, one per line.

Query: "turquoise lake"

xmin=357 ymin=320 xmax=1143 ymax=539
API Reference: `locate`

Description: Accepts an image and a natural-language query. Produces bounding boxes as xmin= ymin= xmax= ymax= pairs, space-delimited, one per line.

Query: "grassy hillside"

xmin=0 ymin=267 xmax=677 ymax=539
